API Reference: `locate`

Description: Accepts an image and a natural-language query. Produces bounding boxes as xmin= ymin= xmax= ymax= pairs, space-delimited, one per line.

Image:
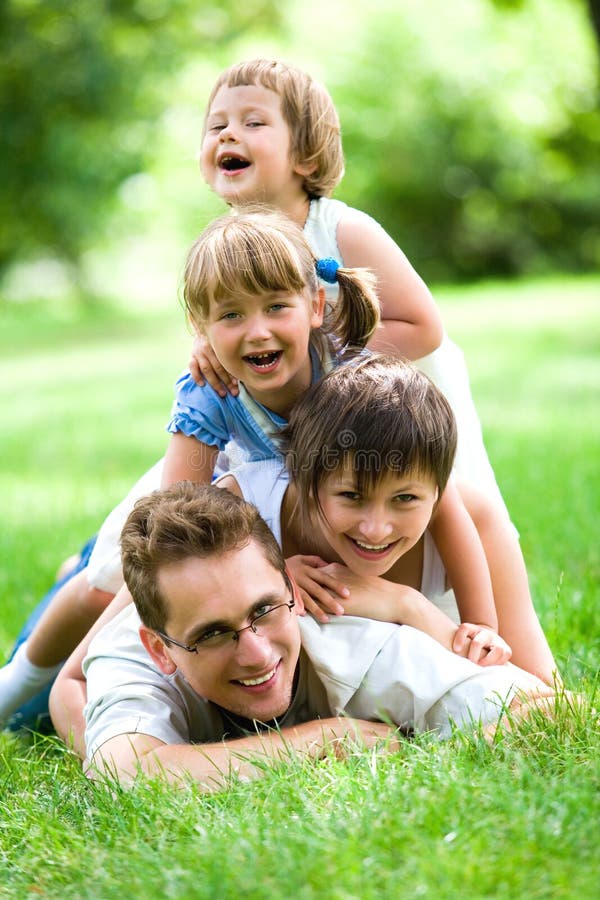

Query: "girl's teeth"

xmin=355 ymin=540 xmax=391 ymax=551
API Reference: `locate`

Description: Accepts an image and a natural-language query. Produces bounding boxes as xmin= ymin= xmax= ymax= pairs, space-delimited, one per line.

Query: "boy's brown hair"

xmin=204 ymin=58 xmax=344 ymax=198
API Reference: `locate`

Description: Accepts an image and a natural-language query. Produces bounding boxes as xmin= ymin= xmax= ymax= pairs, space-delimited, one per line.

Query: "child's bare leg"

xmin=26 ymin=569 xmax=114 ymax=667
xmin=458 ymin=479 xmax=558 ymax=685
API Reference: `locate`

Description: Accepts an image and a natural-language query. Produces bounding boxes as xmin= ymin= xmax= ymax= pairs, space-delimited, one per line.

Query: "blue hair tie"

xmin=315 ymin=257 xmax=340 ymax=284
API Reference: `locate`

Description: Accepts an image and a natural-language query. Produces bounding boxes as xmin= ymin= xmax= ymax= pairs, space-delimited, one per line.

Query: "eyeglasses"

xmin=157 ymin=600 xmax=295 ymax=654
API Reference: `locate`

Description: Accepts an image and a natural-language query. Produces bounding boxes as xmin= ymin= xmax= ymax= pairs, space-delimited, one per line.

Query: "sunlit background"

xmin=1 ymin=0 xmax=598 ymax=312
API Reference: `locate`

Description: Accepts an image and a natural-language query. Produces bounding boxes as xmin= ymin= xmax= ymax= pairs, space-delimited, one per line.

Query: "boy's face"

xmin=316 ymin=461 xmax=439 ymax=578
xmin=200 ymin=83 xmax=307 ymax=208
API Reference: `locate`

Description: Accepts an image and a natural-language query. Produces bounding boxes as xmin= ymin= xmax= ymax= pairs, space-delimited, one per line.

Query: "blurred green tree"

xmin=0 ymin=0 xmax=279 ymax=287
xmin=330 ymin=0 xmax=600 ymax=280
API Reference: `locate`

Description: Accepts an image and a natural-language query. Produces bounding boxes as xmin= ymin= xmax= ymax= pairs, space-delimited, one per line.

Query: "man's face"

xmin=154 ymin=541 xmax=301 ymax=722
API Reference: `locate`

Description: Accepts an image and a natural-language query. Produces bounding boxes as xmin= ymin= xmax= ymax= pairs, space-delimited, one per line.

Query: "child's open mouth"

xmin=243 ymin=350 xmax=283 ymax=373
xmin=219 ymin=155 xmax=250 ymax=172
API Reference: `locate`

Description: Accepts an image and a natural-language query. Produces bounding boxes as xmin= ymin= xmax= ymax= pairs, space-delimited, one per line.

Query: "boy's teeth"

xmin=239 ymin=668 xmax=276 ymax=686
xmin=355 ymin=540 xmax=391 ymax=551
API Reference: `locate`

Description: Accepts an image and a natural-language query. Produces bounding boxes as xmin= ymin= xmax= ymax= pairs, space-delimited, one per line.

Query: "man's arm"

xmin=89 ymin=718 xmax=400 ymax=789
xmin=49 ymin=583 xmax=135 ymax=755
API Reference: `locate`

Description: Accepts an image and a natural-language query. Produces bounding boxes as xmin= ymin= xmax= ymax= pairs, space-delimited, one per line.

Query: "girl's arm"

xmin=429 ymin=481 xmax=512 ymax=666
xmin=161 ymin=432 xmax=219 ymax=488
xmin=188 ymin=332 xmax=238 ymax=396
xmin=311 ymin=563 xmax=458 ymax=652
xmin=429 ymin=480 xmax=498 ymax=629
xmin=336 ymin=209 xmax=443 ymax=360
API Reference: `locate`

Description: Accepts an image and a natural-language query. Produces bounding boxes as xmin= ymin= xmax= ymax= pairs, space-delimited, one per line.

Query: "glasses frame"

xmin=156 ymin=599 xmax=296 ymax=654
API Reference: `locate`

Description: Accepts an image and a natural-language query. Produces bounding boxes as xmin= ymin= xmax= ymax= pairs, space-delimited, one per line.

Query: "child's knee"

xmin=83 ymin=583 xmax=115 ymax=616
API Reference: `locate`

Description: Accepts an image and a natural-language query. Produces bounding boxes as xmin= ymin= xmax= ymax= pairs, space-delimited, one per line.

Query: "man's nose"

xmin=234 ymin=627 xmax=273 ymax=667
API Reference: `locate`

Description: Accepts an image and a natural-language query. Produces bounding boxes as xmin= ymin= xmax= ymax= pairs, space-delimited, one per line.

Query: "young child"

xmin=217 ymin=354 xmax=557 ymax=688
xmin=1 ymin=59 xmax=553 ymax=729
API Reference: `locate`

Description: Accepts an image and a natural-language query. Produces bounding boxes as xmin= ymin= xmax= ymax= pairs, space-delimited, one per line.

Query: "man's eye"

xmin=198 ymin=627 xmax=229 ymax=644
xmin=253 ymin=603 xmax=276 ymax=619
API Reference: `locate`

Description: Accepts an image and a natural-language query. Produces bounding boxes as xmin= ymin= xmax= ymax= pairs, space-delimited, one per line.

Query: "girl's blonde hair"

xmin=183 ymin=207 xmax=380 ymax=353
xmin=204 ymin=58 xmax=344 ymax=198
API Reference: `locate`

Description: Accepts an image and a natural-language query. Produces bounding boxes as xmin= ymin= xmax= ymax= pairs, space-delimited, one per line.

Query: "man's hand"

xmin=452 ymin=623 xmax=512 ymax=667
xmin=286 ymin=556 xmax=349 ymax=622
xmin=188 ymin=334 xmax=239 ymax=397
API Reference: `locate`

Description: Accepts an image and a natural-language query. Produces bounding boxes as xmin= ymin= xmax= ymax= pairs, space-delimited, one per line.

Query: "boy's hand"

xmin=285 ymin=556 xmax=349 ymax=623
xmin=189 ymin=334 xmax=239 ymax=397
xmin=452 ymin=623 xmax=512 ymax=667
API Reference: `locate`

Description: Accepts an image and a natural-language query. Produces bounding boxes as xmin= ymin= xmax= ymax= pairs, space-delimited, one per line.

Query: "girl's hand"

xmin=286 ymin=556 xmax=349 ymax=623
xmin=452 ymin=623 xmax=512 ymax=667
xmin=188 ymin=334 xmax=239 ymax=397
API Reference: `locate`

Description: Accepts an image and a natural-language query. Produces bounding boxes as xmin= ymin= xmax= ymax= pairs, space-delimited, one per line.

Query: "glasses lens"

xmin=198 ymin=603 xmax=292 ymax=652
xmin=253 ymin=603 xmax=291 ymax=634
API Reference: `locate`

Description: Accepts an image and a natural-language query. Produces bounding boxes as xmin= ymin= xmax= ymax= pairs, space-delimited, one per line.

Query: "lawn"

xmin=0 ymin=275 xmax=598 ymax=898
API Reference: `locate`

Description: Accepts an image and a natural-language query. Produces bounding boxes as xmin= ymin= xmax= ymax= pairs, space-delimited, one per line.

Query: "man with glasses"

xmin=78 ymin=482 xmax=553 ymax=790
xmin=80 ymin=483 xmax=398 ymax=788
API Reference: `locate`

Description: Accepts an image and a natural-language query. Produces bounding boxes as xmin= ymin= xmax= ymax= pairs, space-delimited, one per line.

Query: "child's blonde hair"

xmin=204 ymin=59 xmax=344 ymax=198
xmin=183 ymin=207 xmax=380 ymax=353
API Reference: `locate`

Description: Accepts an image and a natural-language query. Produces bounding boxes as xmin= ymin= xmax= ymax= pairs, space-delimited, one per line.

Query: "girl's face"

xmin=316 ymin=460 xmax=439 ymax=578
xmin=200 ymin=83 xmax=310 ymax=210
xmin=204 ymin=288 xmax=325 ymax=416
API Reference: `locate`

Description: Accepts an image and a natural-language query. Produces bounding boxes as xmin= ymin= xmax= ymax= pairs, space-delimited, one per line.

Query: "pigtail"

xmin=326 ymin=266 xmax=380 ymax=350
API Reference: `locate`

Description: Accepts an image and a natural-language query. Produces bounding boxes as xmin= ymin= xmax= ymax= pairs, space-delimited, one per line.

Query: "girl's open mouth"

xmin=347 ymin=536 xmax=399 ymax=560
xmin=243 ymin=350 xmax=283 ymax=373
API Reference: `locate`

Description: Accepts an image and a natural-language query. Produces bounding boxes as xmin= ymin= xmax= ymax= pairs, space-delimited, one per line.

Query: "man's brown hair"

xmin=120 ymin=482 xmax=287 ymax=632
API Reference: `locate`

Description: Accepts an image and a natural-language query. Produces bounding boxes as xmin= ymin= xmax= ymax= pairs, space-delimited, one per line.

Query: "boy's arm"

xmin=89 ymin=718 xmax=400 ymax=789
xmin=336 ymin=210 xmax=443 ymax=360
xmin=429 ymin=480 xmax=498 ymax=630
xmin=161 ymin=433 xmax=219 ymax=487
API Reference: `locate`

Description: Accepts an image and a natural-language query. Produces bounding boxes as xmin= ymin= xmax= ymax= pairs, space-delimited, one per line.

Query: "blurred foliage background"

xmin=0 ymin=0 xmax=598 ymax=306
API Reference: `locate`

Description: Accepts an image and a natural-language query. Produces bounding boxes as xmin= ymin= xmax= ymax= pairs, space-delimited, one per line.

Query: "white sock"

xmin=0 ymin=642 xmax=64 ymax=725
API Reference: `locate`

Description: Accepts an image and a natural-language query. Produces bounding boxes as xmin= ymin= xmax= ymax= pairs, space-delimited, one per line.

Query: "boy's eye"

xmin=268 ymin=303 xmax=286 ymax=312
xmin=219 ymin=311 xmax=240 ymax=321
xmin=395 ymin=494 xmax=417 ymax=503
xmin=246 ymin=120 xmax=264 ymax=128
xmin=208 ymin=123 xmax=226 ymax=132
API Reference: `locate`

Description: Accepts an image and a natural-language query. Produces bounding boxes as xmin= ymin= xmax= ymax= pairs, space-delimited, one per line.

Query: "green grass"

xmin=0 ymin=275 xmax=599 ymax=898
